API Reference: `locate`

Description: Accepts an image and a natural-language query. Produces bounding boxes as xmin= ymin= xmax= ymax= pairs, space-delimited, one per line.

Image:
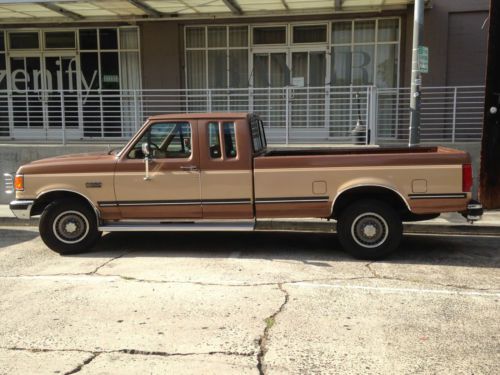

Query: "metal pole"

xmin=409 ymin=0 xmax=424 ymax=147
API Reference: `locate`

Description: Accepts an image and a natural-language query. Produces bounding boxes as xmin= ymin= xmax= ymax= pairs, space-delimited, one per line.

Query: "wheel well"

xmin=332 ymin=186 xmax=410 ymax=219
xmin=31 ymin=191 xmax=98 ymax=219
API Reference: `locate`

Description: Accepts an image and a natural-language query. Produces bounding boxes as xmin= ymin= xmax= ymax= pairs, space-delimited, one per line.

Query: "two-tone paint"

xmin=13 ymin=112 xmax=473 ymax=224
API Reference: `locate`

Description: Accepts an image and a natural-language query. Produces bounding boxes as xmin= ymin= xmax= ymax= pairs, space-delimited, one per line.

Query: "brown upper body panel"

xmin=18 ymin=152 xmax=118 ymax=175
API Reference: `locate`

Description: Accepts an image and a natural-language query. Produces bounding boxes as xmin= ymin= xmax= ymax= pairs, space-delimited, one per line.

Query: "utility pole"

xmin=408 ymin=0 xmax=425 ymax=147
xmin=479 ymin=0 xmax=500 ymax=208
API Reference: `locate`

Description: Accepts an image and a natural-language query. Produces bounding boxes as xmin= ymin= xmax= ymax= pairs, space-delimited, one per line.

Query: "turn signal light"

xmin=14 ymin=175 xmax=24 ymax=191
xmin=462 ymin=164 xmax=473 ymax=192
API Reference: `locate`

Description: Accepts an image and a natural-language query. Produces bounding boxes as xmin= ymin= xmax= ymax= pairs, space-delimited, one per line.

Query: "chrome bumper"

xmin=9 ymin=200 xmax=34 ymax=219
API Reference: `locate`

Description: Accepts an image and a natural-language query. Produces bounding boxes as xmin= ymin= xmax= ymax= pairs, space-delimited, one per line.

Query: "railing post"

xmin=134 ymin=90 xmax=139 ymax=131
xmin=368 ymin=86 xmax=378 ymax=145
xmin=285 ymin=87 xmax=290 ymax=145
xmin=60 ymin=90 xmax=66 ymax=145
xmin=452 ymin=87 xmax=457 ymax=143
xmin=208 ymin=89 xmax=212 ymax=112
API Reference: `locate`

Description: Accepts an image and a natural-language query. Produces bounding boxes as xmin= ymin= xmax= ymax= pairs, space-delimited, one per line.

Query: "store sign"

xmin=0 ymin=58 xmax=99 ymax=102
xmin=418 ymin=46 xmax=429 ymax=74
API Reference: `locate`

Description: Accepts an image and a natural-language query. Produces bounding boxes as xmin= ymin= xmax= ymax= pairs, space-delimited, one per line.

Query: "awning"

xmin=0 ymin=0 xmax=417 ymax=23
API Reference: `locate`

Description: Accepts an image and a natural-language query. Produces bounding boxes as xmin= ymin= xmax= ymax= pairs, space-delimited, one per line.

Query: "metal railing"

xmin=0 ymin=85 xmax=485 ymax=145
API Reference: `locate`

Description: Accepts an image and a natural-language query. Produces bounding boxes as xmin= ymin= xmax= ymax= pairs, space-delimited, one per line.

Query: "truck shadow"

xmin=87 ymin=230 xmax=500 ymax=269
xmin=0 ymin=228 xmax=39 ymax=249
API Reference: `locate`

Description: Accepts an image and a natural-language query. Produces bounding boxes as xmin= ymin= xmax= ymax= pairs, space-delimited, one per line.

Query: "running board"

xmin=98 ymin=221 xmax=255 ymax=232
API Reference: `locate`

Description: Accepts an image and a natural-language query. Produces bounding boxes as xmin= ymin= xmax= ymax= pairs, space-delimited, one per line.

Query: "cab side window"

xmin=223 ymin=122 xmax=237 ymax=158
xmin=128 ymin=122 xmax=192 ymax=159
xmin=208 ymin=122 xmax=221 ymax=159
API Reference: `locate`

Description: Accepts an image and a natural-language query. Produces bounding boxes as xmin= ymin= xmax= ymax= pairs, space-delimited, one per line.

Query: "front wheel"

xmin=39 ymin=199 xmax=101 ymax=255
xmin=337 ymin=199 xmax=403 ymax=260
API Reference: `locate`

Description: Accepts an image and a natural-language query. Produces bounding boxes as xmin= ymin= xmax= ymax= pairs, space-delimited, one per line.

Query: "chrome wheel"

xmin=52 ymin=210 xmax=90 ymax=244
xmin=350 ymin=212 xmax=389 ymax=249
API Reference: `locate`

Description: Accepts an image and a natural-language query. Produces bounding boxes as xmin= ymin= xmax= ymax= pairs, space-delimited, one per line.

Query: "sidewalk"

xmin=1 ymin=204 xmax=499 ymax=235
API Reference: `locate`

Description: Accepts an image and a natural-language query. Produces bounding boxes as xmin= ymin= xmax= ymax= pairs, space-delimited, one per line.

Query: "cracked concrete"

xmin=0 ymin=227 xmax=499 ymax=374
xmin=257 ymin=283 xmax=290 ymax=375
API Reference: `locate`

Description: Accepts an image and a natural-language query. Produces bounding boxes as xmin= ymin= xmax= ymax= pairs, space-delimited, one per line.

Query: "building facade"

xmin=0 ymin=0 xmax=489 ymax=142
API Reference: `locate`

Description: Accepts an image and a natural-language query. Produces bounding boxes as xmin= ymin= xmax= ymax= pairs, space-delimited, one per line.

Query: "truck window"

xmin=223 ymin=122 xmax=237 ymax=158
xmin=208 ymin=122 xmax=221 ymax=159
xmin=250 ymin=120 xmax=264 ymax=153
xmin=128 ymin=122 xmax=192 ymax=159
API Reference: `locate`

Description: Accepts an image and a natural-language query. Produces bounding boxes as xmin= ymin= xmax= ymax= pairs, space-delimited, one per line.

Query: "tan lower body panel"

xmin=255 ymin=202 xmax=331 ymax=218
xmin=202 ymin=204 xmax=253 ymax=219
xmin=409 ymin=198 xmax=468 ymax=214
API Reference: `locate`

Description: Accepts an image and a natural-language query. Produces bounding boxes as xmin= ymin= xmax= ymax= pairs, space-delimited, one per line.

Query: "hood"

xmin=18 ymin=151 xmax=119 ymax=175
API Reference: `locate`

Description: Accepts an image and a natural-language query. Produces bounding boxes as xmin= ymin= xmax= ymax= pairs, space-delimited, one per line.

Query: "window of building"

xmin=185 ymin=25 xmax=249 ymax=89
xmin=253 ymin=26 xmax=287 ymax=45
xmin=8 ymin=32 xmax=39 ymax=49
xmin=0 ymin=26 xmax=140 ymax=139
xmin=331 ymin=18 xmax=400 ymax=87
xmin=292 ymin=25 xmax=327 ymax=44
xmin=45 ymin=31 xmax=76 ymax=49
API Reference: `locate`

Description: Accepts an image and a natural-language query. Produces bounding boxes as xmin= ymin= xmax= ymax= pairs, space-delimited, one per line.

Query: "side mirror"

xmin=141 ymin=142 xmax=150 ymax=158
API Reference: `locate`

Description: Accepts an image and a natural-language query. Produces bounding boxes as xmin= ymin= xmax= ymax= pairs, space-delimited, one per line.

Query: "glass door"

xmin=290 ymin=49 xmax=328 ymax=137
xmin=8 ymin=55 xmax=44 ymax=138
xmin=43 ymin=53 xmax=82 ymax=139
xmin=252 ymin=50 xmax=288 ymax=134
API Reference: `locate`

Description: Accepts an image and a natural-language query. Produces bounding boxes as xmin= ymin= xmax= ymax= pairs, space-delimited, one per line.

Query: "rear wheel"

xmin=39 ymin=199 xmax=101 ymax=255
xmin=337 ymin=199 xmax=402 ymax=260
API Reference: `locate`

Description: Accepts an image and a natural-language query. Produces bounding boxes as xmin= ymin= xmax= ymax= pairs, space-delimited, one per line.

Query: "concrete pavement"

xmin=0 ymin=227 xmax=499 ymax=374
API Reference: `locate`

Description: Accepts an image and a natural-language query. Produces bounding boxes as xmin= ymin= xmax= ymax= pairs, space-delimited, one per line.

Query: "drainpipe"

xmin=409 ymin=0 xmax=424 ymax=147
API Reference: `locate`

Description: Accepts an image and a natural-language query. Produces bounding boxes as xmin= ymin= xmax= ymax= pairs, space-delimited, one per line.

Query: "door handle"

xmin=180 ymin=165 xmax=199 ymax=171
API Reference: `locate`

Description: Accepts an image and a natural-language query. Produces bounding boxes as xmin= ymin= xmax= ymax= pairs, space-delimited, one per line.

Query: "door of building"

xmin=8 ymin=52 xmax=82 ymax=140
xmin=8 ymin=55 xmax=44 ymax=139
xmin=251 ymin=50 xmax=288 ymax=141
xmin=43 ymin=53 xmax=82 ymax=140
xmin=290 ymin=48 xmax=329 ymax=140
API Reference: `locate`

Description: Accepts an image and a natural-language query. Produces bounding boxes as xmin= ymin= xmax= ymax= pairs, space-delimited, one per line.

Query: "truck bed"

xmin=255 ymin=146 xmax=470 ymax=168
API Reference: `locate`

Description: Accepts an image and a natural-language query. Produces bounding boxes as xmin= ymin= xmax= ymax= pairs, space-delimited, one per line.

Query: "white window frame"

xmin=184 ymin=18 xmax=401 ymax=90
xmin=331 ymin=17 xmax=401 ymax=88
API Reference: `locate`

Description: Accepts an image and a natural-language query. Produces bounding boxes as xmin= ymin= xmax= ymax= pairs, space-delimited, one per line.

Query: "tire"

xmin=337 ymin=199 xmax=403 ymax=260
xmin=39 ymin=199 xmax=101 ymax=255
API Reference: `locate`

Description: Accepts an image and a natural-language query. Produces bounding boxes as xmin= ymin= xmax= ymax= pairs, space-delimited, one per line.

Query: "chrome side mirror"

xmin=142 ymin=142 xmax=152 ymax=181
xmin=141 ymin=142 xmax=150 ymax=158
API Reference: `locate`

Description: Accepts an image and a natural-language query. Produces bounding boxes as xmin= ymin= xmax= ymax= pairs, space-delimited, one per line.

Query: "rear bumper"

xmin=9 ymin=200 xmax=34 ymax=219
xmin=462 ymin=199 xmax=483 ymax=222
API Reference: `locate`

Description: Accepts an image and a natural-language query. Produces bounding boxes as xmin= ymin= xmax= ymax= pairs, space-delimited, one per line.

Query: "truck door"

xmin=198 ymin=118 xmax=254 ymax=219
xmin=113 ymin=120 xmax=202 ymax=219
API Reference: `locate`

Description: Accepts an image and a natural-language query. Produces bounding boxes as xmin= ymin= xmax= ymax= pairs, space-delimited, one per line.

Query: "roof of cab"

xmin=148 ymin=112 xmax=251 ymax=121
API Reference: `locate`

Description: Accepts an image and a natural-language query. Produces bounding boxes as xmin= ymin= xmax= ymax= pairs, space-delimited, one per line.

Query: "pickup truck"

xmin=5 ymin=112 xmax=483 ymax=259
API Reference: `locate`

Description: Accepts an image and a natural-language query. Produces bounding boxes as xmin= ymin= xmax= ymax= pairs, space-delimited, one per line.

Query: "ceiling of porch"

xmin=0 ymin=0 xmax=417 ymax=23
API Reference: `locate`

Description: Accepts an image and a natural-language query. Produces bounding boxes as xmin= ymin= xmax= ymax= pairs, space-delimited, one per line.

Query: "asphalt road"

xmin=0 ymin=227 xmax=499 ymax=375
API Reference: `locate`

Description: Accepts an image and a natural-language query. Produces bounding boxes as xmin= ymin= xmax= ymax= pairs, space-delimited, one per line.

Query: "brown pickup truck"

xmin=5 ymin=112 xmax=482 ymax=259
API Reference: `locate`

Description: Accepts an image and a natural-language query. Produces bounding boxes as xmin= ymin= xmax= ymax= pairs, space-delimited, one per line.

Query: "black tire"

xmin=39 ymin=199 xmax=101 ymax=255
xmin=337 ymin=199 xmax=403 ymax=260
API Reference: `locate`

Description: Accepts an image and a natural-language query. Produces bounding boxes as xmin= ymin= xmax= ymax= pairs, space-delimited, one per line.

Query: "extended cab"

xmin=5 ymin=113 xmax=483 ymax=259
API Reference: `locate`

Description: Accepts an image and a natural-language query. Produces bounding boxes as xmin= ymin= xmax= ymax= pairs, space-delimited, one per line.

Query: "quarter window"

xmin=223 ymin=122 xmax=237 ymax=158
xmin=208 ymin=122 xmax=221 ymax=159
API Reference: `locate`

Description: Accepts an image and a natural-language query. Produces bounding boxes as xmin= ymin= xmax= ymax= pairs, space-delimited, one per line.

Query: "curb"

xmin=1 ymin=217 xmax=499 ymax=236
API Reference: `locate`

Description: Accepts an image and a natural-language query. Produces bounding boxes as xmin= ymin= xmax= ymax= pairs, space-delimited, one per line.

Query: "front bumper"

xmin=9 ymin=200 xmax=34 ymax=219
xmin=462 ymin=199 xmax=483 ymax=223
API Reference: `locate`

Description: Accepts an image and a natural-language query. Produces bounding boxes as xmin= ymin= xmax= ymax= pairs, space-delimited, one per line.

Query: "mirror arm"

xmin=144 ymin=155 xmax=151 ymax=181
